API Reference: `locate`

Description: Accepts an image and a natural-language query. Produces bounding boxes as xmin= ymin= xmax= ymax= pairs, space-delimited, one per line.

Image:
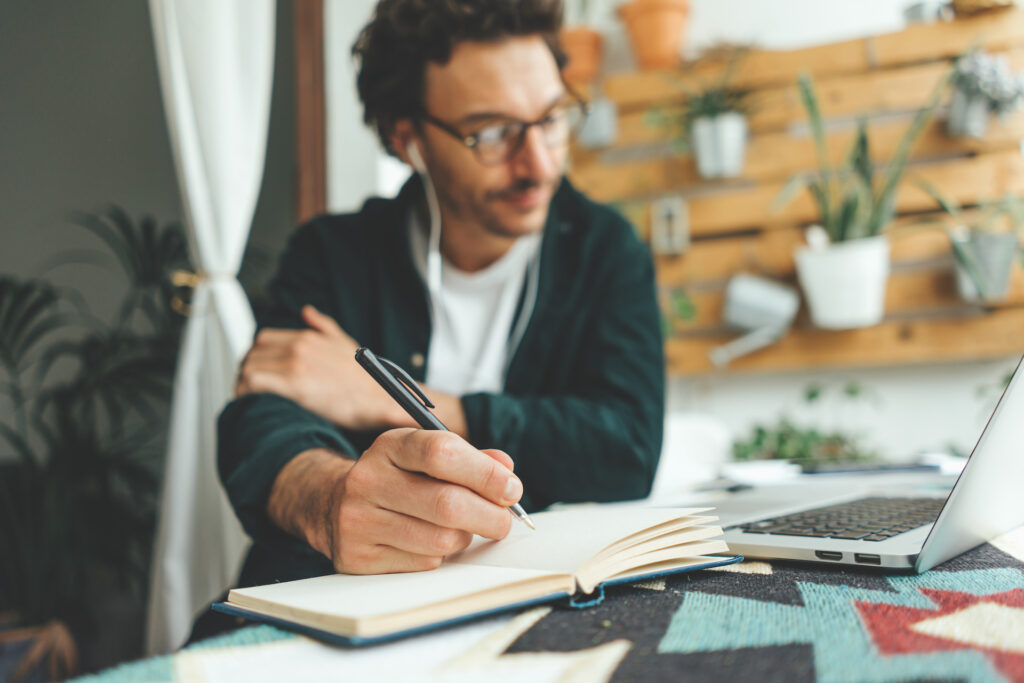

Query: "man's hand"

xmin=236 ymin=305 xmax=412 ymax=431
xmin=268 ymin=430 xmax=522 ymax=574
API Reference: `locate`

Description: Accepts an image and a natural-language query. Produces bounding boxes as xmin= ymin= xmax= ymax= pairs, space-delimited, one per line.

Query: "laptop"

xmin=716 ymin=354 xmax=1024 ymax=572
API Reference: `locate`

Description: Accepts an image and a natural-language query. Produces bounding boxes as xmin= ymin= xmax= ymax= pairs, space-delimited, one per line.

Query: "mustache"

xmin=487 ymin=178 xmax=550 ymax=201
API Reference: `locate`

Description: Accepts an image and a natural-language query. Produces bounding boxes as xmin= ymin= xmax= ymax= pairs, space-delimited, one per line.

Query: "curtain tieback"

xmin=170 ymin=269 xmax=239 ymax=316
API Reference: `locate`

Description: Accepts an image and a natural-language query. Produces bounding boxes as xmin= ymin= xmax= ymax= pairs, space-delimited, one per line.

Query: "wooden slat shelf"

xmin=666 ymin=268 xmax=1024 ymax=333
xmin=575 ymin=10 xmax=1024 ymax=375
xmin=597 ymin=9 xmax=1024 ymax=106
xmin=655 ymin=211 xmax=1012 ymax=285
xmin=588 ymin=149 xmax=1024 ymax=234
xmin=666 ymin=307 xmax=1024 ymax=375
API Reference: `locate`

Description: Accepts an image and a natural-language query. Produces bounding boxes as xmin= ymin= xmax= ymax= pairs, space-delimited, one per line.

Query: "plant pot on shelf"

xmin=617 ymin=0 xmax=690 ymax=70
xmin=795 ymin=235 xmax=891 ymax=330
xmin=560 ymin=26 xmax=604 ymax=85
xmin=947 ymin=86 xmax=990 ymax=138
xmin=951 ymin=228 xmax=1019 ymax=303
xmin=691 ymin=112 xmax=748 ymax=179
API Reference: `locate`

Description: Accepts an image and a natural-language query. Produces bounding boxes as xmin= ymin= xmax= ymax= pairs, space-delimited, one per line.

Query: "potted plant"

xmin=0 ymin=208 xmax=190 ymax=679
xmin=560 ymin=0 xmax=604 ymax=85
xmin=947 ymin=49 xmax=1024 ymax=139
xmin=775 ymin=74 xmax=943 ymax=330
xmin=617 ymin=0 xmax=690 ymax=70
xmin=685 ymin=78 xmax=753 ymax=179
xmin=916 ymin=184 xmax=1023 ymax=303
xmin=647 ymin=48 xmax=754 ymax=179
xmin=729 ymin=381 xmax=879 ymax=476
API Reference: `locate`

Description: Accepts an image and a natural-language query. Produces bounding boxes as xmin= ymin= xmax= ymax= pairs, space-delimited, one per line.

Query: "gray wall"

xmin=0 ymin=0 xmax=295 ymax=299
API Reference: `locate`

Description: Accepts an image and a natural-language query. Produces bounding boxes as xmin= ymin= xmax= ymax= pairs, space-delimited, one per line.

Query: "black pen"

xmin=355 ymin=346 xmax=536 ymax=530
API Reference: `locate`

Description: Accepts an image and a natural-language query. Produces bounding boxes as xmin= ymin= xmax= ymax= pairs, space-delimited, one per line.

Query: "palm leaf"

xmin=0 ymin=278 xmax=63 ymax=371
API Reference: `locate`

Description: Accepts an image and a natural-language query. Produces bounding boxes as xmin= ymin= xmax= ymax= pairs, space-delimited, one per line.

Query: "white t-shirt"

xmin=409 ymin=214 xmax=541 ymax=396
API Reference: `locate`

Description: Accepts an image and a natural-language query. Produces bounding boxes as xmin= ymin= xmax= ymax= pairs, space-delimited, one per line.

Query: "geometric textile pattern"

xmin=507 ymin=543 xmax=1024 ymax=682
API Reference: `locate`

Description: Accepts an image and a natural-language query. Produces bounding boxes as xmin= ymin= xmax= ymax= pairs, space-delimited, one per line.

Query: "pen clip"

xmin=378 ymin=356 xmax=436 ymax=410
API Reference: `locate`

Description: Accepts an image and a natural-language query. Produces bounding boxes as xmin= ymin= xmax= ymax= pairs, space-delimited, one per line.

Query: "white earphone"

xmin=406 ymin=141 xmax=443 ymax=296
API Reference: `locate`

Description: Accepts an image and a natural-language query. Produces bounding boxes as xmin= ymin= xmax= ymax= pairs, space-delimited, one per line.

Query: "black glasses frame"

xmin=416 ymin=93 xmax=590 ymax=166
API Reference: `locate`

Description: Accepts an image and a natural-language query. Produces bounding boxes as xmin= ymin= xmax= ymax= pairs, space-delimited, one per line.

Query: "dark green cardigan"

xmin=218 ymin=177 xmax=665 ymax=585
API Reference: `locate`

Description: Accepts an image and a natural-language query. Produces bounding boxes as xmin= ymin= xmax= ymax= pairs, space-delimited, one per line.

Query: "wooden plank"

xmin=599 ymin=9 xmax=1024 ymax=109
xmin=590 ymin=149 xmax=1024 ymax=234
xmin=664 ymin=306 xmax=1024 ymax=375
xmin=600 ymin=49 xmax=1024 ymax=136
xmin=652 ymin=212 xmax=998 ymax=285
xmin=294 ymin=0 xmax=327 ymax=224
xmin=571 ymin=114 xmax=1024 ymax=198
xmin=664 ymin=265 xmax=1024 ymax=334
xmin=584 ymin=102 xmax=1024 ymax=158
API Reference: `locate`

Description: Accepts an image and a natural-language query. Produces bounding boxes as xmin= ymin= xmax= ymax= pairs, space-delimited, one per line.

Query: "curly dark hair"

xmin=353 ymin=0 xmax=567 ymax=155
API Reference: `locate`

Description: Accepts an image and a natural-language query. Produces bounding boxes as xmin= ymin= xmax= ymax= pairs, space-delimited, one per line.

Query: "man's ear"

xmin=389 ymin=119 xmax=420 ymax=168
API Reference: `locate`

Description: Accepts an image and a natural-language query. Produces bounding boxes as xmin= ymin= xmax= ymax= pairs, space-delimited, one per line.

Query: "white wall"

xmin=324 ymin=0 xmax=408 ymax=213
xmin=322 ymin=0 xmax=1020 ymax=465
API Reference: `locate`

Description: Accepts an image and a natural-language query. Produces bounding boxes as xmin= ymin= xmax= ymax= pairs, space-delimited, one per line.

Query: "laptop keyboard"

xmin=734 ymin=497 xmax=945 ymax=542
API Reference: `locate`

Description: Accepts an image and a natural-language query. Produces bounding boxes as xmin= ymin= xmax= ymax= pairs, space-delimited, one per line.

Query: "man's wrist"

xmin=267 ymin=448 xmax=354 ymax=556
xmin=425 ymin=390 xmax=469 ymax=439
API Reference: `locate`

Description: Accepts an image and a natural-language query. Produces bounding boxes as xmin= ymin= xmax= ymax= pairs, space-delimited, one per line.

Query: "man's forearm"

xmin=267 ymin=448 xmax=354 ymax=556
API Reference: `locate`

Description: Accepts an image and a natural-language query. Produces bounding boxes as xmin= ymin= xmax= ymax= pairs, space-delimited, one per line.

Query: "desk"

xmin=78 ymin=523 xmax=1024 ymax=683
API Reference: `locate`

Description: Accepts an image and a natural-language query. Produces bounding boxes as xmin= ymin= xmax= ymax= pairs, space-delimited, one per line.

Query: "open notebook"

xmin=214 ymin=506 xmax=738 ymax=645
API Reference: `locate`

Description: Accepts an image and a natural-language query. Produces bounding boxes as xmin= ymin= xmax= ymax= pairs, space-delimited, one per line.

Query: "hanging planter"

xmin=946 ymin=50 xmax=1024 ymax=139
xmin=952 ymin=228 xmax=1019 ymax=303
xmin=560 ymin=26 xmax=604 ymax=85
xmin=690 ymin=112 xmax=748 ymax=179
xmin=947 ymin=85 xmax=991 ymax=138
xmin=795 ymin=234 xmax=891 ymax=329
xmin=917 ymin=183 xmax=1024 ymax=305
xmin=618 ymin=0 xmax=690 ymax=70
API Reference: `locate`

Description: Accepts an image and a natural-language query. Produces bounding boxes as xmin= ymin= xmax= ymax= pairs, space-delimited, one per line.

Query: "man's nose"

xmin=510 ymin=125 xmax=557 ymax=181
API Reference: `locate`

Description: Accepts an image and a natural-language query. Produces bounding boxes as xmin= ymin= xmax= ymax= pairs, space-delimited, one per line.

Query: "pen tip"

xmin=523 ymin=517 xmax=536 ymax=531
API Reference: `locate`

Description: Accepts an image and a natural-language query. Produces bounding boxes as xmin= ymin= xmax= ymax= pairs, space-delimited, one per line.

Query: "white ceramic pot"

xmin=795 ymin=235 xmax=890 ymax=330
xmin=691 ymin=112 xmax=747 ymax=179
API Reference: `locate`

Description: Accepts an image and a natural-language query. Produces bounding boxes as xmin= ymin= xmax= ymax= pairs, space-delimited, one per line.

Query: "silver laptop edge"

xmin=721 ymin=354 xmax=1024 ymax=572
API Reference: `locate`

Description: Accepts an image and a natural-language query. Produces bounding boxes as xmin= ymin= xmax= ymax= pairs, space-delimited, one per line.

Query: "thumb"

xmin=302 ymin=305 xmax=343 ymax=337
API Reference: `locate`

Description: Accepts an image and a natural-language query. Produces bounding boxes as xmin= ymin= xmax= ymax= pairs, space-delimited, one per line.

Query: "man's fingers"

xmin=353 ymin=507 xmax=473 ymax=557
xmin=355 ymin=460 xmax=512 ymax=541
xmin=383 ymin=430 xmax=523 ymax=508
xmin=302 ymin=305 xmax=344 ymax=338
xmin=481 ymin=449 xmax=514 ymax=472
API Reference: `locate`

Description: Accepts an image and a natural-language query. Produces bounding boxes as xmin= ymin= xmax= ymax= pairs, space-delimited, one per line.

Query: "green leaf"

xmin=869 ymin=73 xmax=949 ymax=235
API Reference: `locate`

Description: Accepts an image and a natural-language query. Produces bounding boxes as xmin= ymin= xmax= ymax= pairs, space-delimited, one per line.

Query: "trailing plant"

xmin=774 ymin=73 xmax=947 ymax=243
xmin=0 ymin=207 xmax=190 ymax=678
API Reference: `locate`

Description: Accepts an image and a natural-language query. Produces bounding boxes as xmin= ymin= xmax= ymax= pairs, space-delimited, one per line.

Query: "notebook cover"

xmin=211 ymin=554 xmax=742 ymax=646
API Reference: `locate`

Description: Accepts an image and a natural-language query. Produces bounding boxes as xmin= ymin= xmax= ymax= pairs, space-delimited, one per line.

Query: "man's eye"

xmin=474 ymin=122 xmax=517 ymax=147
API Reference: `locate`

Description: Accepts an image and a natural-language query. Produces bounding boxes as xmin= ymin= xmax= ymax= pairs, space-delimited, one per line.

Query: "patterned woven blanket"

xmin=79 ymin=528 xmax=1024 ymax=683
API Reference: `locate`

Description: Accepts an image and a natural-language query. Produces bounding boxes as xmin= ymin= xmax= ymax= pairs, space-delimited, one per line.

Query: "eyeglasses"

xmin=418 ymin=97 xmax=589 ymax=166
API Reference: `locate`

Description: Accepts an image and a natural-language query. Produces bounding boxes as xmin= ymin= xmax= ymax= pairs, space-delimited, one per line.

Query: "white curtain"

xmin=145 ymin=0 xmax=275 ymax=654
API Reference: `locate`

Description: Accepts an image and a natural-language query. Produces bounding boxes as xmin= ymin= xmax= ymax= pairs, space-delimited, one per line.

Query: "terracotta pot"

xmin=618 ymin=0 xmax=690 ymax=69
xmin=560 ymin=27 xmax=604 ymax=85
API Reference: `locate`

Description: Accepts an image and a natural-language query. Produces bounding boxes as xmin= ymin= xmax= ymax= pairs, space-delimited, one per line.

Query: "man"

xmin=220 ymin=0 xmax=664 ymax=586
